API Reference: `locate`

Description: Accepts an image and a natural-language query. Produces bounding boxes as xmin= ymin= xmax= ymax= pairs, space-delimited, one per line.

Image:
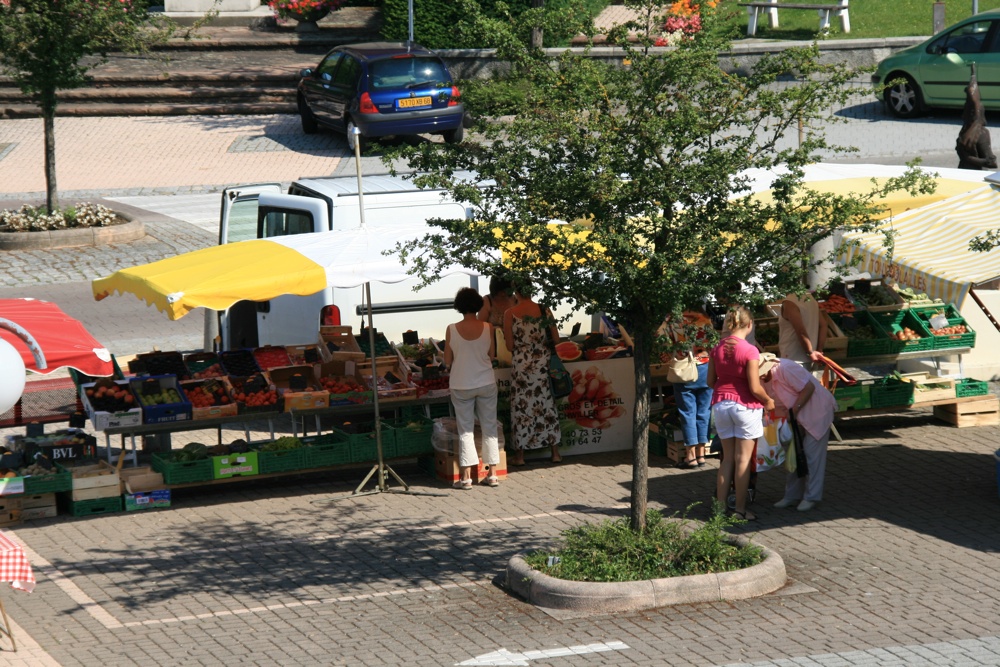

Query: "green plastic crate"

xmin=831 ymin=312 xmax=893 ymax=358
xmin=151 ymin=453 xmax=214 ymax=485
xmin=23 ymin=462 xmax=72 ymax=495
xmin=956 ymin=379 xmax=990 ymax=398
xmin=874 ymin=310 xmax=935 ymax=354
xmin=255 ymin=446 xmax=308 ymax=474
xmin=833 ymin=384 xmax=871 ymax=412
xmin=870 ymin=380 xmax=915 ymax=409
xmin=301 ymin=432 xmax=352 ymax=468
xmin=334 ymin=421 xmax=396 ymax=463
xmin=60 ymin=494 xmax=123 ymax=517
xmin=390 ymin=416 xmax=434 ymax=457
xmin=910 ymin=304 xmax=977 ymax=350
xmin=648 ymin=429 xmax=668 ymax=457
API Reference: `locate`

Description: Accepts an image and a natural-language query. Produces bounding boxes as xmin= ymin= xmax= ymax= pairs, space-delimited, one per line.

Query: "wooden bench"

xmin=737 ymin=0 xmax=850 ymax=36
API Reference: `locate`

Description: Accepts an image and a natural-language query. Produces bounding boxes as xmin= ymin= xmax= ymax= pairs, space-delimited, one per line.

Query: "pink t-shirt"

xmin=710 ymin=336 xmax=763 ymax=409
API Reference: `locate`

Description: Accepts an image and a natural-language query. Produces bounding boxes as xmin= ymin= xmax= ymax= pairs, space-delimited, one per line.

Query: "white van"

xmin=214 ymin=173 xmax=480 ymax=350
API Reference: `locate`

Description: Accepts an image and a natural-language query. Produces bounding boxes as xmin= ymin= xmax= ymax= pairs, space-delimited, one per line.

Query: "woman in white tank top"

xmin=444 ymin=288 xmax=501 ymax=489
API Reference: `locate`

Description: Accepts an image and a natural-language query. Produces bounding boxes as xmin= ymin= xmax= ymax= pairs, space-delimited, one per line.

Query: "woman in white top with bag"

xmin=444 ymin=288 xmax=501 ymax=489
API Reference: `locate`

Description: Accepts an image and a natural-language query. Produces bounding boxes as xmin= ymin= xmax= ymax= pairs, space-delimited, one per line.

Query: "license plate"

xmin=396 ymin=96 xmax=432 ymax=110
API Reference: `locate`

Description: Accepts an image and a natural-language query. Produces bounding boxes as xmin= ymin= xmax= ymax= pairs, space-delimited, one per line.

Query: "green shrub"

xmin=524 ymin=506 xmax=763 ymax=582
xmin=380 ymin=0 xmax=609 ymax=49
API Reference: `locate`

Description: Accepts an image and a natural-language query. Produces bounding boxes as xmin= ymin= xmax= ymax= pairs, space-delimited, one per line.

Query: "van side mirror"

xmin=300 ymin=68 xmax=313 ymax=78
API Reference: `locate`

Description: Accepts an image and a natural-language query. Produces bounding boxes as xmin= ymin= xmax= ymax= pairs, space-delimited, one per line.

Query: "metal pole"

xmin=973 ymin=1 xmax=979 ymax=16
xmin=408 ymin=0 xmax=414 ymax=44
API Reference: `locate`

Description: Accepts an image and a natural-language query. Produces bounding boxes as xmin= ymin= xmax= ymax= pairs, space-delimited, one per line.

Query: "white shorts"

xmin=712 ymin=400 xmax=764 ymax=440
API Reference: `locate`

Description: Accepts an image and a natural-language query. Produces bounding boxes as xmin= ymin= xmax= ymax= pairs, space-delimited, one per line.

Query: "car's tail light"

xmin=359 ymin=92 xmax=378 ymax=114
xmin=448 ymin=86 xmax=461 ymax=107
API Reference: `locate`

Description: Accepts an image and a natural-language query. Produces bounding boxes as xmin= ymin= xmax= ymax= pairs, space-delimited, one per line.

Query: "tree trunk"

xmin=42 ymin=110 xmax=58 ymax=214
xmin=630 ymin=325 xmax=652 ymax=532
xmin=531 ymin=0 xmax=543 ymax=49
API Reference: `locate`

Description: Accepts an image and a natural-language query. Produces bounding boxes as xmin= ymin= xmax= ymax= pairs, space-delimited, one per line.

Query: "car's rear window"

xmin=369 ymin=57 xmax=451 ymax=90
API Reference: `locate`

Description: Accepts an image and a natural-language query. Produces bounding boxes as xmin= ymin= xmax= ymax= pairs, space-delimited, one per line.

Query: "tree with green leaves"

xmin=0 ymin=0 xmax=181 ymax=213
xmin=390 ymin=0 xmax=934 ymax=530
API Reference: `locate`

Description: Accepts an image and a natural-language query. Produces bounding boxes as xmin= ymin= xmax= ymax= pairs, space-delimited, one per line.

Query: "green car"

xmin=873 ymin=9 xmax=1000 ymax=118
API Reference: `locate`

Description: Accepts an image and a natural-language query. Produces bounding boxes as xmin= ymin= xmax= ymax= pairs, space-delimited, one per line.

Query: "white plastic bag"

xmin=755 ymin=418 xmax=786 ymax=473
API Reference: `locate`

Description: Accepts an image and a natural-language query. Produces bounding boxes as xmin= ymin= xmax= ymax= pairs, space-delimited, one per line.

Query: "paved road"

xmin=2 ymin=58 xmax=1000 ymax=667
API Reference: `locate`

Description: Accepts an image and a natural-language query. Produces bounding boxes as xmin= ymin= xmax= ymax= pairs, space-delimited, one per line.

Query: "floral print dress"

xmin=510 ymin=316 xmax=560 ymax=451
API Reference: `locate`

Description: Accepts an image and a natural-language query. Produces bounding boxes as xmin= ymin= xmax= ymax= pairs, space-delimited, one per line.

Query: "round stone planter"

xmin=506 ymin=533 xmax=786 ymax=612
xmin=0 ymin=214 xmax=145 ymax=251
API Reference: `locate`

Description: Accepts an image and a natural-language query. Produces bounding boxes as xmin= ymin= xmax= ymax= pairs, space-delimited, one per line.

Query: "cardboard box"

xmin=212 ymin=452 xmax=259 ymax=479
xmin=124 ymin=489 xmax=171 ymax=511
xmin=319 ymin=325 xmax=366 ymax=362
xmin=426 ymin=449 xmax=507 ymax=484
xmin=124 ymin=473 xmax=170 ymax=511
xmin=0 ymin=477 xmax=25 ymax=497
xmin=268 ymin=365 xmax=330 ymax=412
xmin=357 ymin=360 xmax=417 ymax=403
xmin=118 ymin=465 xmax=153 ymax=494
xmin=129 ymin=375 xmax=192 ymax=425
xmin=286 ymin=343 xmax=329 ymax=366
xmin=81 ymin=379 xmax=143 ymax=431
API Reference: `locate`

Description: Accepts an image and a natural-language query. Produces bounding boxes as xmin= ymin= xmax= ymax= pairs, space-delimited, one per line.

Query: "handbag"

xmin=548 ymin=354 xmax=574 ymax=399
xmin=543 ymin=304 xmax=574 ymax=400
xmin=666 ymin=351 xmax=699 ymax=384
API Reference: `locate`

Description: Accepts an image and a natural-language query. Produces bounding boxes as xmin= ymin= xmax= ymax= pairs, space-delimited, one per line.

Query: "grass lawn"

xmin=715 ymin=0 xmax=1000 ymax=40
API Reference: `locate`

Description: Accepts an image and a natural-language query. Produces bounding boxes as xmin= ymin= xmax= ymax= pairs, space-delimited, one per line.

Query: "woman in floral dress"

xmin=503 ymin=281 xmax=562 ymax=465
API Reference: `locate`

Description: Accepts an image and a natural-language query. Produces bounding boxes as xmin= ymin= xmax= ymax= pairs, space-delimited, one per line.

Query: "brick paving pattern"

xmin=0 ymin=24 xmax=998 ymax=667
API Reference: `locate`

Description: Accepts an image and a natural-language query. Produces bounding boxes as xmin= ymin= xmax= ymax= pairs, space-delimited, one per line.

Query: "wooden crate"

xmin=903 ymin=374 xmax=956 ymax=404
xmin=933 ymin=397 xmax=1000 ymax=428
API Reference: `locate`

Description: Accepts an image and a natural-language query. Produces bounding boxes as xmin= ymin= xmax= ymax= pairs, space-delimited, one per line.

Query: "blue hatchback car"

xmin=296 ymin=42 xmax=465 ymax=150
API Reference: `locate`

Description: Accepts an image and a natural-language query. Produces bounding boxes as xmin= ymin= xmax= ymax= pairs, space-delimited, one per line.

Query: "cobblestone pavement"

xmin=2 ymin=40 xmax=1000 ymax=667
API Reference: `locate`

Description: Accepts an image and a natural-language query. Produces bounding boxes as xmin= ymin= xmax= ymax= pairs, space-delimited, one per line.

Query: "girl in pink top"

xmin=707 ymin=306 xmax=774 ymax=521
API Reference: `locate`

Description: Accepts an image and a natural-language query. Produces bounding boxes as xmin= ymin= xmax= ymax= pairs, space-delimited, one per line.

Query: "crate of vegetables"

xmin=317 ymin=361 xmax=372 ymax=406
xmin=285 ymin=343 xmax=328 ymax=366
xmin=829 ymin=311 xmax=893 ymax=358
xmin=956 ymin=378 xmax=990 ymax=398
xmin=390 ymin=416 xmax=435 ymax=457
xmin=228 ymin=373 xmax=280 ymax=414
xmin=910 ymin=305 xmax=976 ymax=350
xmin=220 ymin=349 xmax=260 ymax=377
xmin=183 ymin=352 xmax=225 ymax=379
xmin=152 ymin=447 xmax=214 ymax=485
xmin=81 ymin=379 xmax=142 ymax=431
xmin=255 ymin=437 xmax=308 ymax=474
xmin=180 ymin=378 xmax=238 ymax=420
xmin=129 ymin=351 xmax=190 ymax=379
xmin=846 ymin=280 xmax=905 ymax=312
xmin=817 ymin=293 xmax=855 ymax=315
xmin=355 ymin=329 xmax=395 ymax=360
xmin=300 ymin=432 xmax=352 ymax=468
xmin=874 ymin=310 xmax=934 ymax=354
xmin=252 ymin=345 xmax=293 ymax=371
xmin=268 ymin=365 xmax=329 ymax=411
xmin=412 ymin=371 xmax=450 ymax=398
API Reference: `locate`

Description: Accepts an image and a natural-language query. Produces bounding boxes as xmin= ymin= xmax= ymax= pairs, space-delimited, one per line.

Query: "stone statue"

xmin=956 ymin=64 xmax=997 ymax=171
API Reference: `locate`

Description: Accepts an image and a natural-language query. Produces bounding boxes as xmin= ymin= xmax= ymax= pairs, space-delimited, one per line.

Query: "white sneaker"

xmin=797 ymin=500 xmax=817 ymax=511
xmin=773 ymin=498 xmax=799 ymax=509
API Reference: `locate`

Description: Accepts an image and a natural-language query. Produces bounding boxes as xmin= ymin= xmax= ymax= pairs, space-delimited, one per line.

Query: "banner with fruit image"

xmin=494 ymin=357 xmax=634 ymax=457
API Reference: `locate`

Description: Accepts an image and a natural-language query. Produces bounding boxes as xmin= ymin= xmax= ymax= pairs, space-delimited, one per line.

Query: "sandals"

xmin=678 ymin=460 xmax=699 ymax=469
xmin=452 ymin=480 xmax=473 ymax=490
xmin=484 ymin=475 xmax=499 ymax=487
xmin=732 ymin=509 xmax=757 ymax=522
xmin=696 ymin=457 xmax=706 ymax=466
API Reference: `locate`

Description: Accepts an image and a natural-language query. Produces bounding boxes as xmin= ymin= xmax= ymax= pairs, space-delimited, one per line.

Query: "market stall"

xmin=841 ymin=176 xmax=1000 ymax=380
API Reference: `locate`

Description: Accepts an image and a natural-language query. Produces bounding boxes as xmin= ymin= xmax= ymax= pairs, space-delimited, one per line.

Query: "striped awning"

xmin=843 ymin=183 xmax=1000 ymax=307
